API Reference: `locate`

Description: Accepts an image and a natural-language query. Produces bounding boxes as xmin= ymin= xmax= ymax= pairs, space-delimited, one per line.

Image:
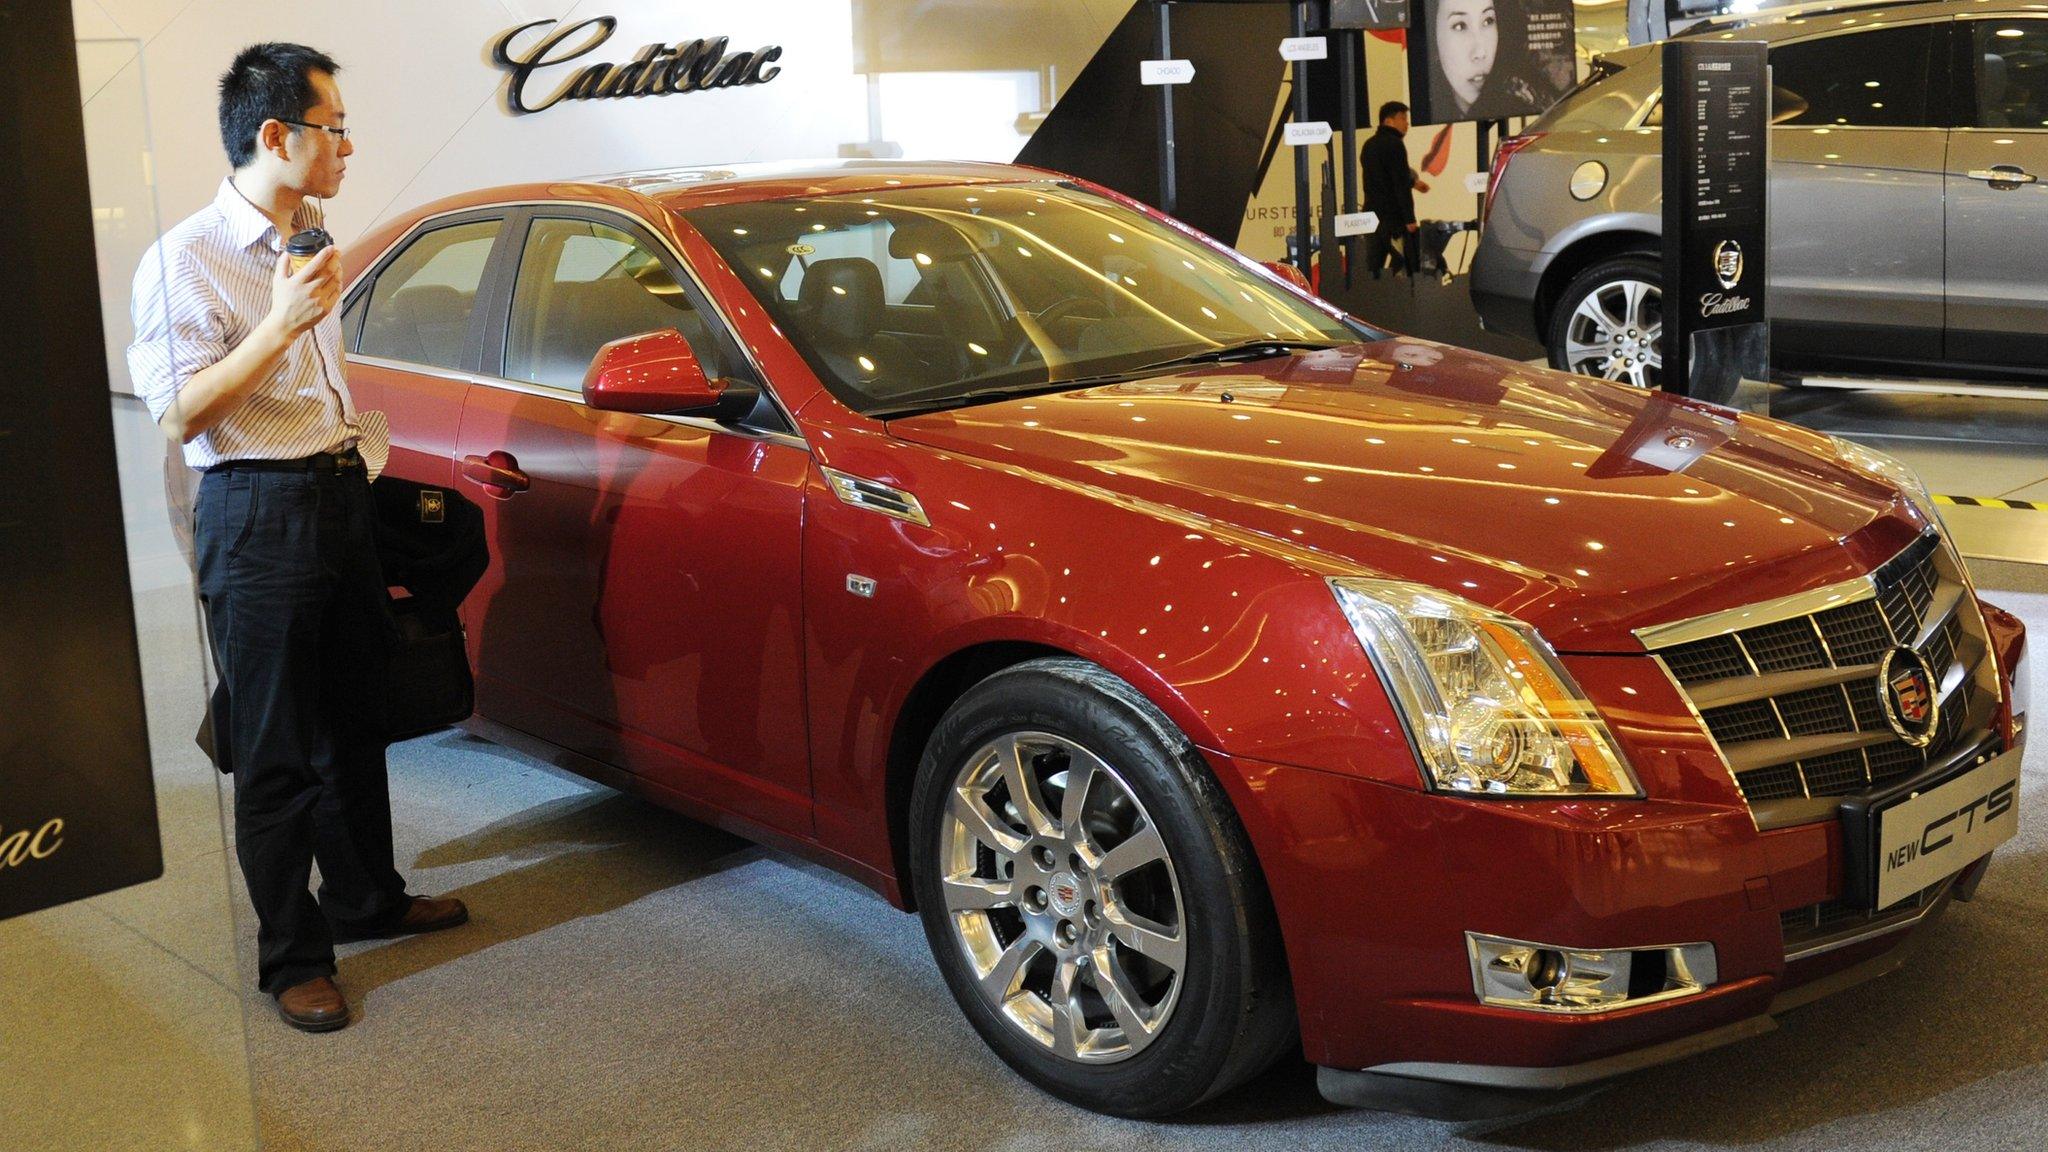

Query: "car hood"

xmin=885 ymin=340 xmax=1923 ymax=652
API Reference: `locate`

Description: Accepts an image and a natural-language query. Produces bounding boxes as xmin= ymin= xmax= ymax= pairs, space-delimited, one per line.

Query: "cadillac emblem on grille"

xmin=1877 ymin=647 xmax=1940 ymax=747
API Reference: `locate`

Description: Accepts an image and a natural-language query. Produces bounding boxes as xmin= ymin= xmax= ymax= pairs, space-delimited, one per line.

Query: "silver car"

xmin=1470 ymin=0 xmax=2048 ymax=397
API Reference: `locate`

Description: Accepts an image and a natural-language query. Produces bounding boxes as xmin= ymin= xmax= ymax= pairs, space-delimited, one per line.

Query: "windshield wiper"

xmin=864 ymin=340 xmax=1344 ymax=420
xmin=866 ymin=379 xmax=1098 ymax=420
xmin=1128 ymin=338 xmax=1344 ymax=371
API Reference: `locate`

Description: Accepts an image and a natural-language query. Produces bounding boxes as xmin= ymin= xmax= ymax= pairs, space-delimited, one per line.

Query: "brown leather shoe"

xmin=392 ymin=894 xmax=468 ymax=934
xmin=275 ymin=977 xmax=349 ymax=1033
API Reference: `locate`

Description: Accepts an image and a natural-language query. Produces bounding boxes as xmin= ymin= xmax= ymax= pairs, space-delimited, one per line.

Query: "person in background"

xmin=1360 ymin=100 xmax=1430 ymax=278
xmin=127 ymin=42 xmax=468 ymax=1034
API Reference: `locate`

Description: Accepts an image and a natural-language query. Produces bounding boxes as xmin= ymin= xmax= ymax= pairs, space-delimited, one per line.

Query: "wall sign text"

xmin=491 ymin=18 xmax=785 ymax=115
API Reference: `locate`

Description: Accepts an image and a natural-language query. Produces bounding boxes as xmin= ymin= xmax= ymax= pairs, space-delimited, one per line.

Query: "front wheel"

xmin=1548 ymin=253 xmax=1666 ymax=390
xmin=908 ymin=658 xmax=1294 ymax=1117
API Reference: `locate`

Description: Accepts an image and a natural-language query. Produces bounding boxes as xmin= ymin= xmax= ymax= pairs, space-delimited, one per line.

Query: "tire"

xmin=1548 ymin=253 xmax=1666 ymax=391
xmin=908 ymin=657 xmax=1294 ymax=1118
xmin=1547 ymin=252 xmax=1744 ymax=404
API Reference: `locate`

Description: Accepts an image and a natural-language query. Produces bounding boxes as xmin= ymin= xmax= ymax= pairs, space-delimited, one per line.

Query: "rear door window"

xmin=357 ymin=219 xmax=501 ymax=370
xmin=1970 ymin=18 xmax=2048 ymax=129
xmin=1770 ymin=25 xmax=1940 ymax=128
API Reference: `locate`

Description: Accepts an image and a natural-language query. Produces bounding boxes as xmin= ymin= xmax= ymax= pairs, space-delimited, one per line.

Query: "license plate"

xmin=1869 ymin=750 xmax=2021 ymax=910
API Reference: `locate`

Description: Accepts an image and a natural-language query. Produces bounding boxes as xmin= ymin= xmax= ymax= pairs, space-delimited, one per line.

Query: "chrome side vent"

xmin=820 ymin=467 xmax=930 ymax=527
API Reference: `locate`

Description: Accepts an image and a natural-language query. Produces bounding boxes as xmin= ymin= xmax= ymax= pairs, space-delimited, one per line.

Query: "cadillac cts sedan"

xmin=340 ymin=161 xmax=2029 ymax=1119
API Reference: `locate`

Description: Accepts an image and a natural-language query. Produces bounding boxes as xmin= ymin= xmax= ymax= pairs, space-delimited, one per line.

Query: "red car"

xmin=340 ymin=161 xmax=2030 ymax=1118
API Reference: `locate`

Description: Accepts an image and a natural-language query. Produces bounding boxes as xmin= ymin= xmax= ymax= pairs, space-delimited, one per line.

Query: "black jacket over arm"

xmin=1360 ymin=125 xmax=1415 ymax=229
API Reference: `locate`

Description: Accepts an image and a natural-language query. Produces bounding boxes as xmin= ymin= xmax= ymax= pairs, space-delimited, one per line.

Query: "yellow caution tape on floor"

xmin=1935 ymin=494 xmax=2048 ymax=512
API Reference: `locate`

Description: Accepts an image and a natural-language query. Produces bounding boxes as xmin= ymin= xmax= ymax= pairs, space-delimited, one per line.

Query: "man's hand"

xmin=1414 ymin=179 xmax=1431 ymax=194
xmin=267 ymin=246 xmax=342 ymax=339
xmin=1406 ymin=222 xmax=1420 ymax=233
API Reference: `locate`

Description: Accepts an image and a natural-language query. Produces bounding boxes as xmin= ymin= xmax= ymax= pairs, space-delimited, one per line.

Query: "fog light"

xmin=1468 ymin=932 xmax=1717 ymax=1014
xmin=1520 ymin=948 xmax=1568 ymax=992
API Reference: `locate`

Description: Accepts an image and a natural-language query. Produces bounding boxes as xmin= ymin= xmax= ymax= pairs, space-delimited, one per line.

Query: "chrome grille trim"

xmin=1634 ymin=571 xmax=1880 ymax=651
xmin=1780 ymin=874 xmax=1956 ymax=962
xmin=1640 ymin=531 xmax=1997 ymax=828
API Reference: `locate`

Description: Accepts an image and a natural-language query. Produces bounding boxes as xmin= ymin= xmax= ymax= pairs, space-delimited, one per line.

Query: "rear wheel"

xmin=1548 ymin=252 xmax=1744 ymax=404
xmin=908 ymin=658 xmax=1293 ymax=1117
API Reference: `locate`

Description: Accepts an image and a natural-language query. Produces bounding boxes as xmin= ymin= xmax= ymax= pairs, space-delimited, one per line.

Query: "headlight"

xmin=1830 ymin=435 xmax=1942 ymax=529
xmin=1328 ymin=578 xmax=1641 ymax=797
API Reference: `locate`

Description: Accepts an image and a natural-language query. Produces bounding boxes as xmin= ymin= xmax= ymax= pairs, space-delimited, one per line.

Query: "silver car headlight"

xmin=1830 ymin=435 xmax=1943 ymax=529
xmin=1328 ymin=578 xmax=1642 ymax=797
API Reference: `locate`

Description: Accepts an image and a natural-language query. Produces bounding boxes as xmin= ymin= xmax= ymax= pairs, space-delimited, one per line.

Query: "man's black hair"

xmin=218 ymin=43 xmax=340 ymax=169
xmin=1378 ymin=100 xmax=1409 ymax=124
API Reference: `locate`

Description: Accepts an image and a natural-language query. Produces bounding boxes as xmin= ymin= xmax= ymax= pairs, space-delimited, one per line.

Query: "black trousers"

xmin=195 ymin=465 xmax=408 ymax=994
xmin=1367 ymin=227 xmax=1419 ymax=279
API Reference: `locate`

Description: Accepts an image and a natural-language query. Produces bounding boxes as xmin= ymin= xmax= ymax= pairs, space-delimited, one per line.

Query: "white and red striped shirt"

xmin=129 ymin=178 xmax=357 ymax=471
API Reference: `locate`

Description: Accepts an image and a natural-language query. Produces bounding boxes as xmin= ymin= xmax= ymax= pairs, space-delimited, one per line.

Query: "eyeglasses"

xmin=281 ymin=118 xmax=350 ymax=142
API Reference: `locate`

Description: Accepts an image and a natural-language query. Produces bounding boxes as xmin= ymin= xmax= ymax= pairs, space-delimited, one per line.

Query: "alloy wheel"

xmin=937 ymin=730 xmax=1186 ymax=1064
xmin=1562 ymin=277 xmax=1664 ymax=389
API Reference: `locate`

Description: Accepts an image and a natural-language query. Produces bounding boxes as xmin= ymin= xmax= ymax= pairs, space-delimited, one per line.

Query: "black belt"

xmin=207 ymin=447 xmax=362 ymax=475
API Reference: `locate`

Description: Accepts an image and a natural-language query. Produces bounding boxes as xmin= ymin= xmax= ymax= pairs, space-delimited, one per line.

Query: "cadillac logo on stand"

xmin=1878 ymin=647 xmax=1941 ymax=747
xmin=491 ymin=18 xmax=785 ymax=115
xmin=1713 ymin=240 xmax=1744 ymax=290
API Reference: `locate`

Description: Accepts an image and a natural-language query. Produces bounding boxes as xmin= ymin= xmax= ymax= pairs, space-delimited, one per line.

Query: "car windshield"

xmin=685 ymin=181 xmax=1371 ymax=417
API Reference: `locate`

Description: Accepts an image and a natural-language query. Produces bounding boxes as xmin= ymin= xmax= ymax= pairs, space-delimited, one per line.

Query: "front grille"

xmin=1651 ymin=533 xmax=1994 ymax=810
xmin=1780 ymin=876 xmax=1952 ymax=957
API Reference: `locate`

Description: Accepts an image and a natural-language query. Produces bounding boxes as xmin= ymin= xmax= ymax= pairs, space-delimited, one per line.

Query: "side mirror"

xmin=1262 ymin=260 xmax=1314 ymax=293
xmin=581 ymin=329 xmax=758 ymax=421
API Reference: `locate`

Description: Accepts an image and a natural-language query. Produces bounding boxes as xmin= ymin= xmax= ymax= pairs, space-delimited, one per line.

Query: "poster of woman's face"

xmin=1407 ymin=0 xmax=1576 ymax=123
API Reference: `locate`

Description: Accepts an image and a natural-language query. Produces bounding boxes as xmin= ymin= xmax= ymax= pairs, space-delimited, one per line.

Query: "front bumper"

xmin=1311 ymin=903 xmax=1961 ymax=1120
xmin=1205 ymin=603 xmax=2026 ymax=1113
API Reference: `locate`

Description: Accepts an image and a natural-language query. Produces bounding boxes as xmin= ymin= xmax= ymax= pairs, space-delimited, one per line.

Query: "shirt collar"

xmin=215 ymin=177 xmax=284 ymax=253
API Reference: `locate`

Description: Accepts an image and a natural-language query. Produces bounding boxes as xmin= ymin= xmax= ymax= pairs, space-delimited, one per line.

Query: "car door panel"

xmin=455 ymin=209 xmax=814 ymax=836
xmin=354 ymin=359 xmax=463 ymax=487
xmin=1767 ymin=22 xmax=1949 ymax=363
xmin=1945 ymin=16 xmax=2048 ymax=370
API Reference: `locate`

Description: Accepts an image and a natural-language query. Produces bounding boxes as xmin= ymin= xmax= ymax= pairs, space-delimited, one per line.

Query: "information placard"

xmin=1661 ymin=40 xmax=1769 ymax=399
xmin=1334 ymin=211 xmax=1380 ymax=237
xmin=1278 ymin=36 xmax=1328 ymax=61
xmin=1285 ymin=120 xmax=1333 ymax=146
xmin=1140 ymin=58 xmax=1196 ymax=85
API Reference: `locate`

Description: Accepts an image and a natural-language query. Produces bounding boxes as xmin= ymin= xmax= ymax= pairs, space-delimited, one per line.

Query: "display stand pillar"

xmin=1290 ymin=1 xmax=1313 ymax=277
xmin=1337 ymin=25 xmax=1362 ymax=288
xmin=1154 ymin=1 xmax=1178 ymax=215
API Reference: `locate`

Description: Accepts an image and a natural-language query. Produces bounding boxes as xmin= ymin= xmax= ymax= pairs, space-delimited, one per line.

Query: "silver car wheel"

xmin=939 ymin=729 xmax=1186 ymax=1065
xmin=1563 ymin=276 xmax=1664 ymax=389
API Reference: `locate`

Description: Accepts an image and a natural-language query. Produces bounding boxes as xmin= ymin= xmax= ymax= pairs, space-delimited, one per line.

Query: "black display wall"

xmin=0 ymin=0 xmax=163 ymax=921
xmin=1018 ymin=1 xmax=1292 ymax=245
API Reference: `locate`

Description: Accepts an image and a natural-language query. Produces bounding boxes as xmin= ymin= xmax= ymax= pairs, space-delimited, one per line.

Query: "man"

xmin=128 ymin=43 xmax=466 ymax=1033
xmin=1360 ymin=101 xmax=1431 ymax=278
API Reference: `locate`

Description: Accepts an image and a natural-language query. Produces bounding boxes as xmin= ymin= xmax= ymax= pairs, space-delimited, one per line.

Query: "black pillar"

xmin=1290 ymin=1 xmax=1313 ymax=276
xmin=1337 ymin=27 xmax=1361 ymax=287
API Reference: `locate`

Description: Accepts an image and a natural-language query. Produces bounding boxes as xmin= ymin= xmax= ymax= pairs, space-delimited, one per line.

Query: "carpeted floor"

xmin=237 ymin=580 xmax=2048 ymax=1152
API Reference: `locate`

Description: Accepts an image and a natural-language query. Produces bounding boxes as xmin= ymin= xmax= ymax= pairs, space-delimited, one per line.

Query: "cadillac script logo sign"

xmin=491 ymin=18 xmax=785 ymax=115
xmin=1878 ymin=647 xmax=1940 ymax=747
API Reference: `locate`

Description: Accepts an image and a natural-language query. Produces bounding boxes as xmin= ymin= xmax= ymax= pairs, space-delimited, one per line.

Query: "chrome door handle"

xmin=1966 ymin=166 xmax=2038 ymax=186
xmin=461 ymin=452 xmax=530 ymax=495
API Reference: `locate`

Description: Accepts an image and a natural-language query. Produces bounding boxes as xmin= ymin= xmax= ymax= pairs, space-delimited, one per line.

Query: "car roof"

xmin=355 ymin=160 xmax=1079 ymax=259
xmin=578 ymin=159 xmax=1055 ymax=210
xmin=1680 ymin=0 xmax=2045 ymax=39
